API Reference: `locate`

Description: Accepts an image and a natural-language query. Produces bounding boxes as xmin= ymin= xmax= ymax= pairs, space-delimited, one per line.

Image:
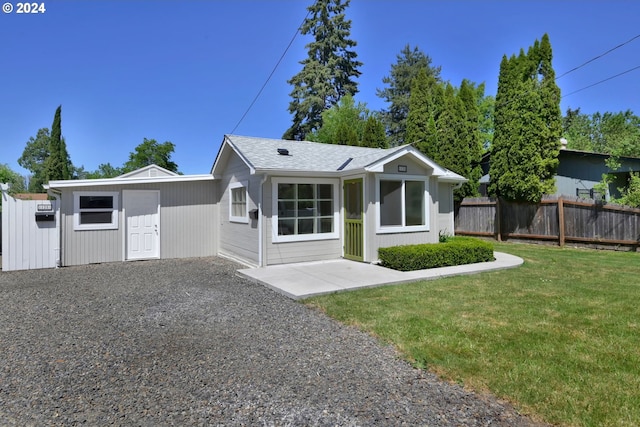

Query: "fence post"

xmin=558 ymin=196 xmax=565 ymax=247
xmin=495 ymin=197 xmax=502 ymax=242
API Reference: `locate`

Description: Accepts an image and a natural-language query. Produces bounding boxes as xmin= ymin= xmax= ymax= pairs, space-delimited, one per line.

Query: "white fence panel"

xmin=1 ymin=194 xmax=59 ymax=271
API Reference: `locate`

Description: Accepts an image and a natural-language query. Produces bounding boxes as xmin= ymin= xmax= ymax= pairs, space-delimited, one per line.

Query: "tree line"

xmin=3 ymin=0 xmax=639 ymax=207
xmin=284 ymin=0 xmax=640 ymax=205
xmin=1 ymin=105 xmax=180 ymax=197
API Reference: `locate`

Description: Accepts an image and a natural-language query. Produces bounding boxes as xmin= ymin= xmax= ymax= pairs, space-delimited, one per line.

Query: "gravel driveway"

xmin=0 ymin=257 xmax=544 ymax=426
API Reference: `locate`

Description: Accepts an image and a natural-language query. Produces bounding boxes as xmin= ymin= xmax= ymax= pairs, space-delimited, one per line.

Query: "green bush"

xmin=378 ymin=237 xmax=494 ymax=271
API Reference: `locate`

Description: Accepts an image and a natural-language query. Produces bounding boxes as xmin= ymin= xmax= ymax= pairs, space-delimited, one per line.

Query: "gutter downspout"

xmin=258 ymin=175 xmax=268 ymax=267
xmin=46 ymin=187 xmax=62 ymax=268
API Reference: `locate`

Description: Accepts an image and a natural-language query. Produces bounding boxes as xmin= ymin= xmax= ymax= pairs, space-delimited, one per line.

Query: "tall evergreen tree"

xmin=406 ymin=68 xmax=442 ymax=159
xmin=283 ymin=0 xmax=362 ymax=141
xmin=489 ymin=34 xmax=561 ymax=202
xmin=377 ymin=45 xmax=441 ymax=147
xmin=455 ymin=79 xmax=483 ymax=200
xmin=361 ymin=115 xmax=387 ymax=148
xmin=43 ymin=105 xmax=72 ymax=182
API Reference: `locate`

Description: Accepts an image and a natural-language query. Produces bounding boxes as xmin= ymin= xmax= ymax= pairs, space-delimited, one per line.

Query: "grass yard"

xmin=304 ymin=243 xmax=640 ymax=427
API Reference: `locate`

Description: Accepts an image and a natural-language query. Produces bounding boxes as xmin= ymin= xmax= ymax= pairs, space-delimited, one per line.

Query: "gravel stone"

xmin=0 ymin=257 xmax=546 ymax=426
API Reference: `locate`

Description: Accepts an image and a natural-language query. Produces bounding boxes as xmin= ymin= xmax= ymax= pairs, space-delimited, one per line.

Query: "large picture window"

xmin=229 ymin=181 xmax=248 ymax=223
xmin=73 ymin=191 xmax=119 ymax=230
xmin=272 ymin=178 xmax=339 ymax=242
xmin=377 ymin=175 xmax=429 ymax=233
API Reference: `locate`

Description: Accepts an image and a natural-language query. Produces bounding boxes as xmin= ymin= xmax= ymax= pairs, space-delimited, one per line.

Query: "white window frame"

xmin=375 ymin=174 xmax=430 ymax=233
xmin=229 ymin=181 xmax=249 ymax=223
xmin=271 ymin=177 xmax=339 ymax=243
xmin=73 ymin=191 xmax=119 ymax=230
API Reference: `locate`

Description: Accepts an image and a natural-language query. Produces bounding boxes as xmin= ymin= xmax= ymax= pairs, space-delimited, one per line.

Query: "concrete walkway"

xmin=237 ymin=252 xmax=523 ymax=300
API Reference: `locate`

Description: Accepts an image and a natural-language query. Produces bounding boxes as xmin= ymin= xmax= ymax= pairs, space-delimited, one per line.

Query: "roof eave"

xmin=253 ymin=168 xmax=353 ymax=178
xmin=211 ymin=135 xmax=256 ymax=177
xmin=47 ymin=174 xmax=214 ymax=189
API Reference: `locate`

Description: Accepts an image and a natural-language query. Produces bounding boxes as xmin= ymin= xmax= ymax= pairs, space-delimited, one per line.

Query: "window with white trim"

xmin=229 ymin=181 xmax=248 ymax=223
xmin=73 ymin=191 xmax=119 ymax=230
xmin=272 ymin=178 xmax=339 ymax=242
xmin=376 ymin=175 xmax=429 ymax=233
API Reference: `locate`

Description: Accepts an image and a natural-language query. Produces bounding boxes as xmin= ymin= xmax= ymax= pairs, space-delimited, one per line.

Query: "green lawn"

xmin=304 ymin=243 xmax=640 ymax=427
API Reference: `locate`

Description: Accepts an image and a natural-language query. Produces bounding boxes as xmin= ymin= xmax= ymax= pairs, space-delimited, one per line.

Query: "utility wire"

xmin=496 ymin=34 xmax=640 ymax=108
xmin=229 ymin=9 xmax=312 ymax=135
xmin=563 ymin=64 xmax=640 ymax=98
xmin=556 ymin=33 xmax=640 ymax=80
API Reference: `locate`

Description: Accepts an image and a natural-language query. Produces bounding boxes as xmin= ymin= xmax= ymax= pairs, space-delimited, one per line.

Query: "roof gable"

xmin=211 ymin=135 xmax=467 ymax=182
xmin=117 ymin=164 xmax=178 ymax=178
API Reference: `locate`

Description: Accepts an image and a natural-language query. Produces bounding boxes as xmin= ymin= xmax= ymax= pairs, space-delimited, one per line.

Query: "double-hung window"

xmin=272 ymin=178 xmax=339 ymax=242
xmin=229 ymin=181 xmax=248 ymax=223
xmin=73 ymin=191 xmax=119 ymax=230
xmin=376 ymin=175 xmax=429 ymax=233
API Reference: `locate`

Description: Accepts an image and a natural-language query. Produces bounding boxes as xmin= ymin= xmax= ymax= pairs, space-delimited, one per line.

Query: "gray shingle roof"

xmin=213 ymin=135 xmax=466 ymax=182
xmin=226 ymin=135 xmax=397 ymax=172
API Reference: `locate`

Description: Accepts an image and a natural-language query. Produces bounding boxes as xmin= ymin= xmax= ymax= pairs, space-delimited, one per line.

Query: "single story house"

xmin=479 ymin=144 xmax=640 ymax=200
xmin=5 ymin=135 xmax=465 ymax=271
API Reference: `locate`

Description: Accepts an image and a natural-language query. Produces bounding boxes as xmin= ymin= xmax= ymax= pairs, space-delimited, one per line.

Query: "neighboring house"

xmin=4 ymin=135 xmax=466 ymax=271
xmin=479 ymin=145 xmax=640 ymax=200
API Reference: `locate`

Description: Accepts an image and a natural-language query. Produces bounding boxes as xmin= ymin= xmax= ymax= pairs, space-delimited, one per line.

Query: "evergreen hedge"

xmin=378 ymin=237 xmax=494 ymax=272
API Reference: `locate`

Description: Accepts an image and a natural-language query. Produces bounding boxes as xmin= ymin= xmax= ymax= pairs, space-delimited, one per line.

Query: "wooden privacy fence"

xmin=455 ymin=196 xmax=640 ymax=248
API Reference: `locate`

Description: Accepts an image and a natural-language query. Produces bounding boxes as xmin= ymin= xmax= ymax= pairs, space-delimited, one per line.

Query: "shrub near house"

xmin=378 ymin=237 xmax=494 ymax=271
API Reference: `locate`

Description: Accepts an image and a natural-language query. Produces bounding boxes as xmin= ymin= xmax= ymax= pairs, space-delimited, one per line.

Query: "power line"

xmin=562 ymin=64 xmax=640 ymax=98
xmin=496 ymin=34 xmax=640 ymax=109
xmin=229 ymin=9 xmax=312 ymax=135
xmin=556 ymin=33 xmax=640 ymax=80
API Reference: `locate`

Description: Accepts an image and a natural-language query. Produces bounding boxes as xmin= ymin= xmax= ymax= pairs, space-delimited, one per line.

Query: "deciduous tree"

xmin=122 ymin=138 xmax=179 ymax=174
xmin=18 ymin=128 xmax=50 ymax=192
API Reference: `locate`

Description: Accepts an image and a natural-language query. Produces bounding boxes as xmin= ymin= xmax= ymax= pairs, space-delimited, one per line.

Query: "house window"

xmin=272 ymin=178 xmax=339 ymax=242
xmin=73 ymin=191 xmax=119 ymax=230
xmin=229 ymin=181 xmax=248 ymax=223
xmin=377 ymin=175 xmax=429 ymax=233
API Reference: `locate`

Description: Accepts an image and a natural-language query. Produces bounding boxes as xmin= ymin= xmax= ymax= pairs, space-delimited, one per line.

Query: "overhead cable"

xmin=229 ymin=8 xmax=312 ymax=135
xmin=563 ymin=64 xmax=640 ymax=98
xmin=556 ymin=33 xmax=640 ymax=80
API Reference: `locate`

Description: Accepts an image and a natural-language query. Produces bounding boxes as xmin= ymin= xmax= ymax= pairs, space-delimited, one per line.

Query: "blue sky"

xmin=1 ymin=0 xmax=639 ymax=176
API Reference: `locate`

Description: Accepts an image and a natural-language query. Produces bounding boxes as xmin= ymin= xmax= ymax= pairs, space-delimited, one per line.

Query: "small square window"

xmin=73 ymin=192 xmax=119 ymax=230
xmin=229 ymin=181 xmax=249 ymax=223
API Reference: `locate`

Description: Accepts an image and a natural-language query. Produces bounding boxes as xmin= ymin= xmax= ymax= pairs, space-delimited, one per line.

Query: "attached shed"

xmin=211 ymin=135 xmax=467 ymax=267
xmin=45 ymin=165 xmax=217 ymax=267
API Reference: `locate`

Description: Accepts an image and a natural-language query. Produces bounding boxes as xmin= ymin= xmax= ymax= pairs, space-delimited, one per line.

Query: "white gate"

xmin=1 ymin=191 xmax=59 ymax=271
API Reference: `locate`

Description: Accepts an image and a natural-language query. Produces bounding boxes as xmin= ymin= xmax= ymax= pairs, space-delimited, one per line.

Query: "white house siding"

xmin=217 ymin=151 xmax=260 ymax=266
xmin=157 ymin=180 xmax=217 ymax=259
xmin=366 ymin=173 xmax=440 ymax=262
xmin=263 ymin=176 xmax=342 ymax=265
xmin=58 ymin=181 xmax=217 ymax=267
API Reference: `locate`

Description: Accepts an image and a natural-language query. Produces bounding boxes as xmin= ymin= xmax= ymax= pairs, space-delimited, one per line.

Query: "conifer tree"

xmin=361 ymin=116 xmax=387 ymax=148
xmin=489 ymin=34 xmax=561 ymax=202
xmin=455 ymin=79 xmax=483 ymax=200
xmin=44 ymin=105 xmax=72 ymax=182
xmin=406 ymin=68 xmax=442 ymax=159
xmin=284 ymin=0 xmax=362 ymax=141
xmin=377 ymin=45 xmax=441 ymax=146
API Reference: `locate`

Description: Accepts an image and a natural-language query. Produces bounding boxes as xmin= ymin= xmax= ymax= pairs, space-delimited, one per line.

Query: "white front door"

xmin=124 ymin=190 xmax=160 ymax=260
